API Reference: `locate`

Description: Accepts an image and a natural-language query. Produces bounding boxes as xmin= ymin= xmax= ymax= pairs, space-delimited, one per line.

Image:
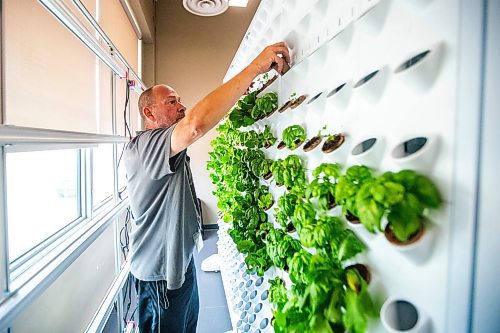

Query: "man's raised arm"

xmin=171 ymin=42 xmax=290 ymax=156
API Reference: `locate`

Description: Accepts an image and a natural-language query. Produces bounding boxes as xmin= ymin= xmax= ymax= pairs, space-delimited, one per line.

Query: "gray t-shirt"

xmin=124 ymin=126 xmax=202 ymax=289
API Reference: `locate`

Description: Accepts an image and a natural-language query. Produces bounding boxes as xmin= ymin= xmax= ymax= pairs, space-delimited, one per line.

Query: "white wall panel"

xmin=222 ymin=0 xmax=484 ymax=331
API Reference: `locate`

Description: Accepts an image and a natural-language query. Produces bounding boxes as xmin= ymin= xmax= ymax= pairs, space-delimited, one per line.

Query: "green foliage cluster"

xmin=228 ymin=91 xmax=278 ymax=128
xmin=271 ymin=155 xmax=307 ymax=191
xmin=356 ymin=169 xmax=442 ymax=241
xmin=282 ymin=125 xmax=307 ymax=150
xmin=208 ymin=92 xmax=443 ymax=333
xmin=306 ymin=163 xmax=342 ymax=211
xmin=269 ymin=164 xmax=374 ymax=333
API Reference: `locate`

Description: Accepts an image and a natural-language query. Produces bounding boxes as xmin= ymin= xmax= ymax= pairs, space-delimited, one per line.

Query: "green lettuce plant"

xmin=282 ymin=125 xmax=307 ymax=150
xmin=306 ymin=163 xmax=342 ymax=211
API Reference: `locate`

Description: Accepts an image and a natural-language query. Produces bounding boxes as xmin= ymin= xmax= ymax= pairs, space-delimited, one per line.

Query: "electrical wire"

xmin=118 ymin=74 xmax=132 ymax=177
xmin=120 ymin=207 xmax=133 ymax=325
xmin=124 ymin=74 xmax=132 ymax=139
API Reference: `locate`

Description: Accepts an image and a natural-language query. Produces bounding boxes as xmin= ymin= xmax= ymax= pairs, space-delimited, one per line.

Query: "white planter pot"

xmin=395 ymin=43 xmax=445 ymax=94
xmin=350 ymin=136 xmax=385 ymax=169
xmin=353 ymin=66 xmax=390 ymax=105
xmin=380 ymin=298 xmax=430 ymax=333
xmin=391 ymin=135 xmax=440 ymax=173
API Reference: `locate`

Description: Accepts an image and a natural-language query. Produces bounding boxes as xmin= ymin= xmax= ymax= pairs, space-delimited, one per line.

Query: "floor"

xmin=194 ymin=229 xmax=232 ymax=333
xmin=102 ymin=228 xmax=232 ymax=333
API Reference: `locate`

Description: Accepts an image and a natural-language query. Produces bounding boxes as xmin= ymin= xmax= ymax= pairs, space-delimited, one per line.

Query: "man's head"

xmin=138 ymin=84 xmax=187 ymax=129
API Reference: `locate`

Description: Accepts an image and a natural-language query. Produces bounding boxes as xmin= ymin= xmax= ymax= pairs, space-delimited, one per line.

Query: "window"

xmin=6 ymin=149 xmax=82 ymax=262
xmin=117 ymin=143 xmax=128 ymax=194
xmin=93 ymin=144 xmax=115 ymax=208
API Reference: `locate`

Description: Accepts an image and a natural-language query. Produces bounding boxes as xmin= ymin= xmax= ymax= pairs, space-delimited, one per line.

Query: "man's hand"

xmin=249 ymin=42 xmax=291 ymax=75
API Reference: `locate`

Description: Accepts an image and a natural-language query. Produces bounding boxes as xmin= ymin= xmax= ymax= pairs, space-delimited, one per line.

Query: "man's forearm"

xmin=186 ymin=63 xmax=260 ymax=135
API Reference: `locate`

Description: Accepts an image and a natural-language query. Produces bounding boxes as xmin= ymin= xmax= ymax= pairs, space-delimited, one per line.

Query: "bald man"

xmin=123 ymin=43 xmax=290 ymax=333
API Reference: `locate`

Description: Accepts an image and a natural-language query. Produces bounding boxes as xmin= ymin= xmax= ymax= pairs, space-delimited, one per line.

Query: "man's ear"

xmin=143 ymin=107 xmax=155 ymax=122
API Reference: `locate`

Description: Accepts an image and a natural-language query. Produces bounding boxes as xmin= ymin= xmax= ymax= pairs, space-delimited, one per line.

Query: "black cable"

xmin=129 ymin=305 xmax=138 ymax=322
xmin=123 ymin=275 xmax=132 ymax=325
xmin=124 ymin=77 xmax=132 ymax=139
xmin=119 ymin=75 xmax=134 ymax=325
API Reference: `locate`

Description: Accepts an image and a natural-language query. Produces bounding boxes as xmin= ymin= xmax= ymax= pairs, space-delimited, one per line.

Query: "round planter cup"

xmin=350 ymin=137 xmax=385 ymax=168
xmin=255 ymin=277 xmax=265 ymax=288
xmin=326 ymin=81 xmax=353 ymax=111
xmin=306 ymin=91 xmax=324 ymax=105
xmin=381 ymin=299 xmax=430 ymax=333
xmin=384 ymin=219 xmax=436 ymax=264
xmin=303 ymin=136 xmax=323 ymax=152
xmin=354 ymin=66 xmax=390 ymax=104
xmin=395 ymin=43 xmax=445 ymax=93
xmin=391 ymin=135 xmax=439 ymax=173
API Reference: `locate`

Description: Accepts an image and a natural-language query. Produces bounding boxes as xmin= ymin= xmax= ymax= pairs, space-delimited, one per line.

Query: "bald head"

xmin=139 ymin=85 xmax=187 ymax=129
xmin=138 ymin=86 xmax=155 ymax=121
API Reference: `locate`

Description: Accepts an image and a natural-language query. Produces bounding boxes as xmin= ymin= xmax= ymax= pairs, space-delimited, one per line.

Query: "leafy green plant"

xmin=260 ymin=158 xmax=274 ymax=179
xmin=271 ymin=158 xmax=285 ymax=186
xmin=256 ymin=222 xmax=273 ymax=241
xmin=228 ymin=92 xmax=257 ymax=128
xmin=356 ymin=169 xmax=442 ymax=242
xmin=266 ymin=228 xmax=302 ymax=270
xmin=343 ymin=268 xmax=377 ymax=333
xmin=271 ymin=155 xmax=307 ymax=193
xmin=282 ymin=125 xmax=307 ymax=150
xmin=288 ymin=249 xmax=313 ymax=285
xmin=269 ymin=277 xmax=288 ymax=309
xmin=251 ymin=92 xmax=278 ymax=119
xmin=255 ymin=185 xmax=274 ymax=210
xmin=335 ymin=165 xmax=375 ymax=219
xmin=306 ymin=163 xmax=342 ymax=211
xmin=275 ymin=192 xmax=299 ymax=229
xmin=292 ymin=199 xmax=316 ymax=232
xmin=260 ymin=125 xmax=277 ymax=148
xmin=244 ymin=247 xmax=273 ymax=276
xmin=244 ymin=149 xmax=266 ymax=178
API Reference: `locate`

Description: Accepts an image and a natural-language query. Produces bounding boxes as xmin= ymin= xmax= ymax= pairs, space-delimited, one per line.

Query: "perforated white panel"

xmin=221 ymin=0 xmax=476 ymax=332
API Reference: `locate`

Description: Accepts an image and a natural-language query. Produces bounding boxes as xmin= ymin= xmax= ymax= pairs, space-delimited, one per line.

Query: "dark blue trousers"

xmin=134 ymin=259 xmax=199 ymax=333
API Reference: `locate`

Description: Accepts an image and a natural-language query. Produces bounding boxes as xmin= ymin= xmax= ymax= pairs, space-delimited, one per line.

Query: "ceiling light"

xmin=229 ymin=0 xmax=248 ymax=7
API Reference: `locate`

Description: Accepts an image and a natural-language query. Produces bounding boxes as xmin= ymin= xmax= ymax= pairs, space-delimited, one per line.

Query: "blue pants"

xmin=134 ymin=259 xmax=199 ymax=333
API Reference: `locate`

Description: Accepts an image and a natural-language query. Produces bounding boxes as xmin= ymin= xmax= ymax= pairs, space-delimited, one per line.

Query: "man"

xmin=123 ymin=42 xmax=290 ymax=333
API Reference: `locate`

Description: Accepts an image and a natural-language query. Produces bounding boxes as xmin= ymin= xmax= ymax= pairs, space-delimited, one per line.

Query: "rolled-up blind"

xmin=99 ymin=0 xmax=139 ymax=73
xmin=4 ymin=0 xmax=97 ymax=132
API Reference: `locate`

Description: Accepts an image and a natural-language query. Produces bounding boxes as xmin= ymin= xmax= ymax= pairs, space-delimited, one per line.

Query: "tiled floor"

xmin=103 ymin=229 xmax=232 ymax=333
xmin=194 ymin=229 xmax=232 ymax=333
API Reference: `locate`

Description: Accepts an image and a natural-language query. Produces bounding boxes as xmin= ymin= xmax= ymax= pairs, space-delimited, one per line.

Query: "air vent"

xmin=183 ymin=0 xmax=229 ymax=16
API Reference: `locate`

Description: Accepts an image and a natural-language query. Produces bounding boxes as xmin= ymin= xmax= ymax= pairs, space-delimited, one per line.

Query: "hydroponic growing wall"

xmin=209 ymin=0 xmax=481 ymax=332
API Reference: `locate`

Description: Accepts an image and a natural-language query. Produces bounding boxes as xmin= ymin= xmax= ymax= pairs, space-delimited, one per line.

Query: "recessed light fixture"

xmin=229 ymin=0 xmax=248 ymax=7
xmin=183 ymin=0 xmax=229 ymax=16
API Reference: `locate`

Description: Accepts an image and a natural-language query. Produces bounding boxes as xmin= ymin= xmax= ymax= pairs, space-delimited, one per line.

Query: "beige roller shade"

xmin=4 ymin=0 xmax=97 ymax=132
xmin=114 ymin=77 xmax=128 ymax=137
xmin=99 ymin=0 xmax=138 ymax=73
xmin=98 ymin=60 xmax=113 ymax=134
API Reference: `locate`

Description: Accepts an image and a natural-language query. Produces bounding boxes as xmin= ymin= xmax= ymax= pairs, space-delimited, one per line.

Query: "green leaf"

xmin=282 ymin=125 xmax=307 ymax=150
